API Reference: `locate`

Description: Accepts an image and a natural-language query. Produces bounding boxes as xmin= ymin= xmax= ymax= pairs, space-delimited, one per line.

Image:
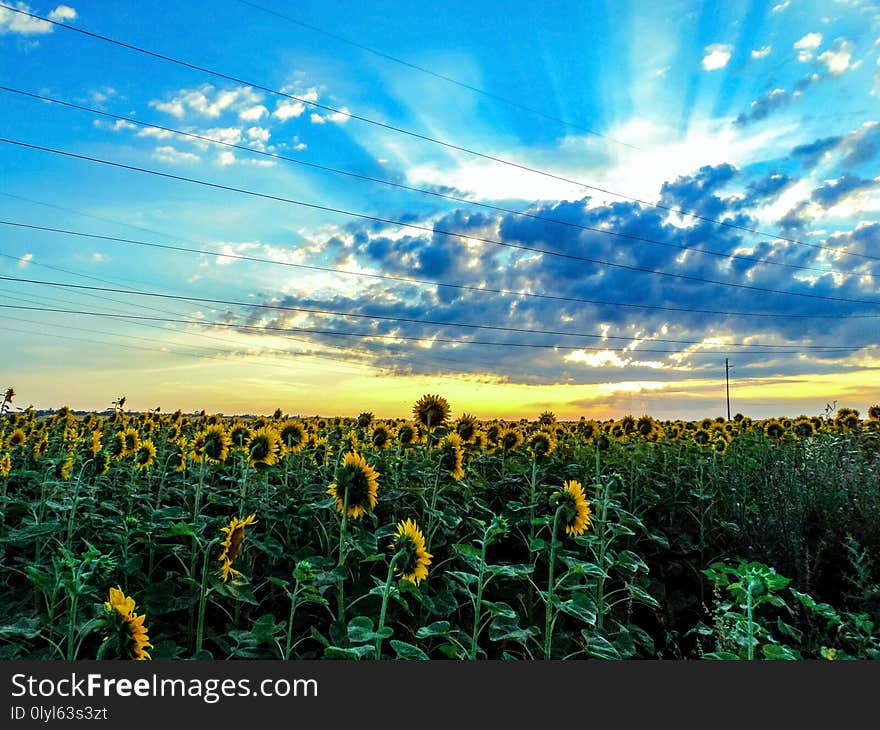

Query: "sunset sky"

xmin=1 ymin=0 xmax=879 ymax=420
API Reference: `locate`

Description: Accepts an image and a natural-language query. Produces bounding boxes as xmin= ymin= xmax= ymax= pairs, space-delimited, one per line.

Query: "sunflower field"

xmin=1 ymin=390 xmax=879 ymax=661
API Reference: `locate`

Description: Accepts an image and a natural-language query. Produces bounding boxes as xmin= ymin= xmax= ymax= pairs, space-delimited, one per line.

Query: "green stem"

xmin=544 ymin=507 xmax=562 ymax=661
xmin=284 ymin=578 xmax=301 ymax=661
xmin=375 ymin=553 xmax=401 ymax=659
xmin=194 ymin=537 xmax=220 ymax=656
xmin=336 ymin=486 xmax=350 ymax=624
xmin=469 ymin=529 xmax=489 ymax=660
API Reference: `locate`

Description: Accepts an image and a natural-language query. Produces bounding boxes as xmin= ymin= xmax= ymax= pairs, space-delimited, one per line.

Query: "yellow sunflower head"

xmin=551 ymin=480 xmax=592 ymax=538
xmin=454 ymin=413 xmax=479 ymax=443
xmin=412 ymin=394 xmax=450 ymax=430
xmin=200 ymin=424 xmax=232 ymax=464
xmin=134 ymin=439 xmax=157 ymax=470
xmin=278 ymin=419 xmax=309 ymax=454
xmin=527 ymin=429 xmax=557 ymax=459
xmin=391 ymin=518 xmax=433 ymax=586
xmin=101 ymin=586 xmax=152 ymax=661
xmin=436 ymin=433 xmax=465 ymax=481
xmin=327 ymin=451 xmax=379 ymax=519
xmin=7 ymin=429 xmax=26 ymax=448
xmin=0 ymin=452 xmax=11 ymax=477
xmin=247 ymin=426 xmax=282 ymax=468
xmin=868 ymin=404 xmax=880 ymax=422
xmin=498 ymin=426 xmax=523 ymax=453
xmin=218 ymin=514 xmax=258 ymax=582
xmin=396 ymin=422 xmax=423 ymax=447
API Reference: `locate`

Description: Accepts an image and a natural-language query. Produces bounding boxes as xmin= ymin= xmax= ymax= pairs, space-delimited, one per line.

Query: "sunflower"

xmin=538 ymin=410 xmax=557 ymax=427
xmin=0 ymin=452 xmax=11 ymax=477
xmin=391 ymin=519 xmax=433 ymax=586
xmin=763 ymin=419 xmax=786 ymax=441
xmin=793 ymin=417 xmax=815 ymax=439
xmin=201 ymin=424 xmax=232 ymax=463
xmin=229 ymin=421 xmax=252 ymax=449
xmin=134 ymin=439 xmax=157 ymax=470
xmin=412 ymin=394 xmax=450 ymax=430
xmin=338 ymin=429 xmax=360 ymax=454
xmin=636 ymin=416 xmax=658 ymax=439
xmin=577 ymin=419 xmax=598 ymax=441
xmin=34 ymin=435 xmax=49 ymax=458
xmin=396 ymin=422 xmax=422 ymax=447
xmin=693 ymin=427 xmax=711 ymax=446
xmin=218 ymin=514 xmax=258 ymax=582
xmin=620 ymin=415 xmax=637 ymax=435
xmin=834 ymin=408 xmax=860 ymax=430
xmin=309 ymin=436 xmax=333 ymax=467
xmin=247 ymin=426 xmax=282 ymax=468
xmin=121 ymin=427 xmax=139 ymax=455
xmin=436 ymin=433 xmax=465 ymax=481
xmin=279 ymin=420 xmax=308 ymax=454
xmin=527 ymin=429 xmax=557 ymax=459
xmin=327 ymin=451 xmax=380 ymax=519
xmin=368 ymin=423 xmax=395 ymax=450
xmin=454 ymin=413 xmax=479 ymax=443
xmin=109 ymin=431 xmax=127 ymax=460
xmin=102 ymin=586 xmax=152 ymax=660
xmin=552 ymin=480 xmax=592 ymax=538
xmin=6 ymin=429 xmax=26 ymax=448
xmin=712 ymin=437 xmax=729 ymax=454
xmin=498 ymin=426 xmax=523 ymax=453
xmin=356 ymin=411 xmax=374 ymax=428
xmin=868 ymin=404 xmax=880 ymax=422
xmin=89 ymin=451 xmax=111 ymax=477
xmin=188 ymin=432 xmax=207 ymax=464
xmin=88 ymin=430 xmax=102 ymax=457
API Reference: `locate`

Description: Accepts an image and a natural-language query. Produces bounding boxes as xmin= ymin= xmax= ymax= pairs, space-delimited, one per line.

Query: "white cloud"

xmin=153 ymin=145 xmax=200 ymax=164
xmin=217 ymin=151 xmax=236 ymax=166
xmin=93 ymin=118 xmax=137 ymax=132
xmin=0 ymin=3 xmax=53 ymax=34
xmin=47 ymin=4 xmax=76 ymax=22
xmin=654 ymin=66 xmax=670 ymax=77
xmin=17 ymin=253 xmax=33 ymax=268
xmin=239 ymin=104 xmax=268 ymax=121
xmin=204 ymin=127 xmax=243 ymax=145
xmin=151 ymin=99 xmax=185 ymax=117
xmin=292 ymin=135 xmax=307 ymax=151
xmin=247 ymin=126 xmax=270 ymax=144
xmin=702 ymin=43 xmax=733 ymax=71
xmin=92 ymin=252 xmax=106 ymax=262
xmin=818 ymin=39 xmax=854 ymax=74
xmin=310 ymin=113 xmax=326 ymax=125
xmin=326 ymin=107 xmax=351 ymax=123
xmin=794 ymin=33 xmax=823 ymax=63
xmin=751 ymin=46 xmax=772 ymax=59
xmin=273 ymin=101 xmax=306 ymax=121
xmin=137 ymin=126 xmax=175 ymax=140
xmin=772 ymin=0 xmax=790 ymax=11
xmin=150 ymin=85 xmax=263 ymax=120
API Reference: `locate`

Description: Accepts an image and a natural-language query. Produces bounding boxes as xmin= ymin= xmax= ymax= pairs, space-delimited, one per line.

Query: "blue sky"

xmin=1 ymin=0 xmax=879 ymax=419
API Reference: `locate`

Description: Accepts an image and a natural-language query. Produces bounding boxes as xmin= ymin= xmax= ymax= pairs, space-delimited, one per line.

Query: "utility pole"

xmin=725 ymin=358 xmax=731 ymax=420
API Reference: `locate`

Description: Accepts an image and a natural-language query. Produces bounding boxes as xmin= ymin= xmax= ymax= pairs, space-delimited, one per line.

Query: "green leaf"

xmin=702 ymin=651 xmax=741 ymax=660
xmin=4 ymin=521 xmax=61 ymax=544
xmin=615 ymin=550 xmax=649 ymax=575
xmin=626 ymin=583 xmax=661 ymax=609
xmin=390 ymin=640 xmax=429 ymax=660
xmin=763 ymin=643 xmax=801 ymax=660
xmin=160 ymin=522 xmax=198 ymax=538
xmin=482 ymin=601 xmax=517 ymax=619
xmin=416 ymin=621 xmax=451 ymax=638
xmin=325 ymin=645 xmax=375 ymax=659
xmin=447 ymin=570 xmax=479 ymax=586
xmin=0 ymin=617 xmax=41 ymax=639
xmin=347 ymin=616 xmax=392 ymax=643
xmin=580 ymin=632 xmax=621 ymax=660
xmin=559 ymin=597 xmax=597 ymax=625
xmin=251 ymin=614 xmax=280 ymax=644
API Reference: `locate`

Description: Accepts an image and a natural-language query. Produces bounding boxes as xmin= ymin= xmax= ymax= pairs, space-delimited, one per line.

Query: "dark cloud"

xmin=225 ymin=155 xmax=880 ymax=388
xmin=810 ymin=174 xmax=877 ymax=208
xmin=791 ymin=136 xmax=843 ymax=167
xmin=734 ymin=88 xmax=789 ymax=127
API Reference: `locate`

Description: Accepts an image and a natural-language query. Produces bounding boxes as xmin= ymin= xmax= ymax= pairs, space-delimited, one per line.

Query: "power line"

xmin=233 ymin=0 xmax=639 ymax=149
xmin=4 ymin=86 xmax=869 ymax=279
xmin=1 ymin=275 xmax=868 ymax=351
xmin=3 ymin=219 xmax=879 ymax=321
xmin=3 ymin=139 xmax=879 ymax=307
xmin=0 ymin=3 xmax=872 ymax=264
xmin=0 ymin=303 xmax=865 ymax=356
